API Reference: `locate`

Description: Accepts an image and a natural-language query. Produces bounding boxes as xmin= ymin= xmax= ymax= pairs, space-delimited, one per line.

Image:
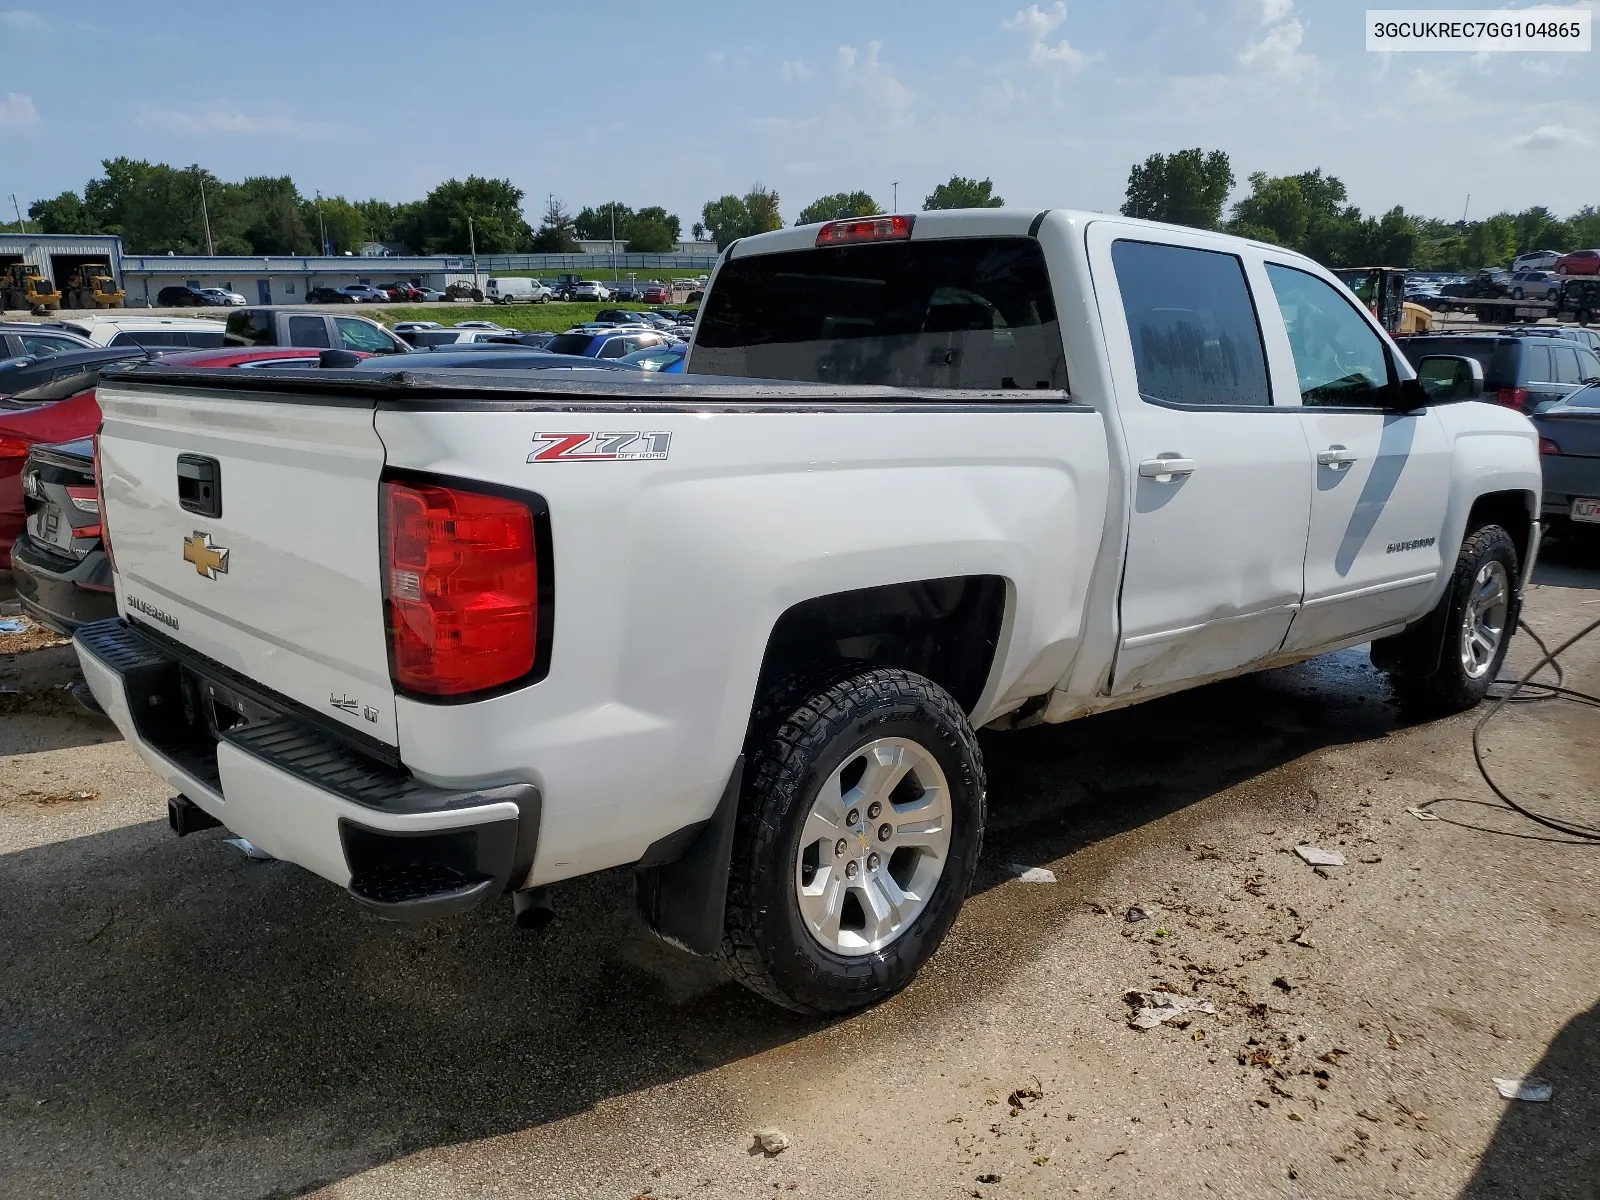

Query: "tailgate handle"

xmin=177 ymin=454 xmax=223 ymax=519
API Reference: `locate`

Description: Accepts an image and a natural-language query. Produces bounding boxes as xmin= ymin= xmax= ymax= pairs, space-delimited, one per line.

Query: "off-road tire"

xmin=1387 ymin=524 xmax=1519 ymax=714
xmin=719 ymin=667 xmax=985 ymax=1015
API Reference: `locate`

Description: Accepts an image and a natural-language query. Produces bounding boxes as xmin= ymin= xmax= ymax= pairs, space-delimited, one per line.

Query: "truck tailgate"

xmin=96 ymin=380 xmax=398 ymax=745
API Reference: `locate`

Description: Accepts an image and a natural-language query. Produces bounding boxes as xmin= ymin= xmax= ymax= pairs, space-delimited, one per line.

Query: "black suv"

xmin=156 ymin=284 xmax=213 ymax=307
xmin=1397 ymin=331 xmax=1600 ymax=413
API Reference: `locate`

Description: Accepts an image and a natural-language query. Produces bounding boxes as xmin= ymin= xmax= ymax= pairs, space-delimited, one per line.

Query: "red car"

xmin=642 ymin=284 xmax=671 ymax=304
xmin=1553 ymin=249 xmax=1600 ymax=276
xmin=0 ymin=347 xmax=335 ymax=567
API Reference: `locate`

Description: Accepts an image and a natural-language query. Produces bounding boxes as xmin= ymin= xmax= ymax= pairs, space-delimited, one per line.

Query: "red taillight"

xmin=0 ymin=435 xmax=30 ymax=460
xmin=383 ymin=479 xmax=540 ymax=697
xmin=1539 ymin=437 xmax=1562 ymax=456
xmin=1495 ymin=387 xmax=1529 ymax=410
xmin=65 ymin=484 xmax=98 ymax=514
xmin=815 ymin=214 xmax=914 ymax=247
xmin=93 ymin=434 xmax=114 ymax=571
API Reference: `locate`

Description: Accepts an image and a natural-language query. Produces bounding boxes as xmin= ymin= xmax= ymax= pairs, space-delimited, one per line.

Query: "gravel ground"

xmin=0 ymin=545 xmax=1596 ymax=1200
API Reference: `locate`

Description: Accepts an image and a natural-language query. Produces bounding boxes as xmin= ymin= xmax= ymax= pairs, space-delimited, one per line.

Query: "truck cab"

xmin=224 ymin=307 xmax=410 ymax=355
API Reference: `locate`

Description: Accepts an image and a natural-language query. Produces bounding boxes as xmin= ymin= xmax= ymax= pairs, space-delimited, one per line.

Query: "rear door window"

xmin=1519 ymin=342 xmax=1553 ymax=384
xmin=287 ymin=315 xmax=332 ymax=348
xmin=227 ymin=310 xmax=275 ymax=346
xmin=1111 ymin=240 xmax=1272 ymax=407
xmin=1552 ymin=344 xmax=1582 ymax=384
xmin=184 ymin=330 xmax=226 ymax=348
xmin=1578 ymin=347 xmax=1600 ymax=381
xmin=109 ymin=331 xmax=185 ymax=347
xmin=694 ymin=236 xmax=1068 ymax=390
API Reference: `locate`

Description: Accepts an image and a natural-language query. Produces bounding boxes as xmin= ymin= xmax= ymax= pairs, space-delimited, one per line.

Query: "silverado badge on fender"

xmin=183 ymin=531 xmax=230 ymax=580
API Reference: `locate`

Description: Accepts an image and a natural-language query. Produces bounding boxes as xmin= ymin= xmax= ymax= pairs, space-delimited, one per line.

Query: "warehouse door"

xmin=257 ymin=279 xmax=272 ymax=304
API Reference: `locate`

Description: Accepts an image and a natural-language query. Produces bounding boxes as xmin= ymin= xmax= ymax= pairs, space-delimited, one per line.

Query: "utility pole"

xmin=892 ymin=181 xmax=899 ymax=212
xmin=315 ymin=191 xmax=328 ymax=255
xmin=10 ymin=193 xmax=27 ymax=234
xmin=468 ymin=214 xmax=479 ymax=288
xmin=1461 ymin=193 xmax=1471 ymax=224
xmin=610 ymin=205 xmax=617 ymax=282
xmin=198 ymin=176 xmax=215 ymax=256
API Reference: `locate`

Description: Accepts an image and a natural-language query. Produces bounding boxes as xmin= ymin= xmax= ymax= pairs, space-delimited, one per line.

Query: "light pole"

xmin=468 ymin=214 xmax=479 ymax=289
xmin=892 ymin=181 xmax=899 ymax=212
xmin=610 ymin=205 xmax=618 ymax=283
xmin=315 ymin=191 xmax=328 ymax=255
xmin=198 ymin=176 xmax=215 ymax=256
xmin=10 ymin=194 xmax=26 ymax=234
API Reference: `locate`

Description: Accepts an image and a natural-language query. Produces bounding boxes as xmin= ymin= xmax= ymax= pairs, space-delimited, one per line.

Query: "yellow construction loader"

xmin=63 ymin=262 xmax=124 ymax=309
xmin=1 ymin=263 xmax=61 ymax=313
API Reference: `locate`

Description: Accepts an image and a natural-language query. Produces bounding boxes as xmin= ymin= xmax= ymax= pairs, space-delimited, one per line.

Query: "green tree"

xmin=402 ymin=176 xmax=531 ymax=254
xmin=923 ymin=175 xmax=1004 ymax=211
xmin=1120 ymin=149 xmax=1233 ymax=229
xmin=625 ymin=211 xmax=677 ymax=252
xmin=1569 ymin=206 xmax=1600 ymax=249
xmin=700 ymin=185 xmax=783 ymax=248
xmin=28 ymin=191 xmax=98 ymax=235
xmin=529 ymin=195 xmax=581 ymax=252
xmin=239 ymin=176 xmax=314 ymax=255
xmin=82 ymin=157 xmax=159 ymax=236
xmin=691 ymin=221 xmax=707 ymax=241
xmin=1463 ymin=215 xmax=1518 ymax=268
xmin=303 ymin=194 xmax=367 ymax=255
xmin=1228 ymin=172 xmax=1309 ymax=247
xmin=795 ymin=191 xmax=882 ymax=225
xmin=353 ymin=198 xmax=411 ymax=248
xmin=575 ymin=201 xmax=634 ymax=241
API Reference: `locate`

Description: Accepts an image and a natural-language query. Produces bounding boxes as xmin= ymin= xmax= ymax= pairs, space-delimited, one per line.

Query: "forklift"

xmin=1 ymin=263 xmax=61 ymax=313
xmin=1333 ymin=267 xmax=1432 ymax=335
xmin=62 ymin=262 xmax=124 ymax=309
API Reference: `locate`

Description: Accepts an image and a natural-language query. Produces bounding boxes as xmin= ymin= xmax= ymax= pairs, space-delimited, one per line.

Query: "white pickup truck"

xmin=76 ymin=210 xmax=1540 ymax=1014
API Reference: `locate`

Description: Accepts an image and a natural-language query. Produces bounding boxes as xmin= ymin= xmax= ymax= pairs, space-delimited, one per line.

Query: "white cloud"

xmin=0 ymin=91 xmax=40 ymax=129
xmin=1511 ymin=123 xmax=1593 ymax=150
xmin=835 ymin=41 xmax=915 ymax=124
xmin=1003 ymin=2 xmax=1092 ymax=68
xmin=780 ymin=59 xmax=813 ymax=83
xmin=0 ymin=10 xmax=45 ymax=29
xmin=1258 ymin=0 xmax=1294 ymax=24
xmin=134 ymin=100 xmax=334 ymax=139
xmin=1240 ymin=16 xmax=1314 ymax=76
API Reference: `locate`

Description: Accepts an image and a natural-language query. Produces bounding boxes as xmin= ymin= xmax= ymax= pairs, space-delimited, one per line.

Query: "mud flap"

xmin=633 ymin=756 xmax=743 ymax=957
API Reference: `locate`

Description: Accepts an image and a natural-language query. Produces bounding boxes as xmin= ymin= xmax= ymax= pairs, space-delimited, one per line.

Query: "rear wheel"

xmin=1384 ymin=524 xmax=1518 ymax=714
xmin=720 ymin=667 xmax=985 ymax=1015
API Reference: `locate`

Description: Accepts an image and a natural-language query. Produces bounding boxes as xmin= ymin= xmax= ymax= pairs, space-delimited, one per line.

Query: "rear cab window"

xmin=287 ymin=315 xmax=332 ymax=348
xmin=227 ymin=310 xmax=276 ymax=346
xmin=693 ymin=236 xmax=1068 ymax=390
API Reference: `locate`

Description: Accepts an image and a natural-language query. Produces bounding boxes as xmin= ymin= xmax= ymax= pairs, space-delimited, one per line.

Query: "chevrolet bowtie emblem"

xmin=183 ymin=531 xmax=230 ymax=580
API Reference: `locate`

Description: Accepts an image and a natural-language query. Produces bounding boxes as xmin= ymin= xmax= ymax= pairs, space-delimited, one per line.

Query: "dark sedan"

xmin=1533 ymin=383 xmax=1600 ymax=538
xmin=0 ymin=347 xmax=150 ymax=399
xmin=12 ymin=437 xmax=114 ymax=633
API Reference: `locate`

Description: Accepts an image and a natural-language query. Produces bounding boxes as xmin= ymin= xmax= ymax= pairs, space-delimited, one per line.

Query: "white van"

xmin=57 ymin=315 xmax=229 ymax=349
xmin=484 ymin=277 xmax=552 ymax=305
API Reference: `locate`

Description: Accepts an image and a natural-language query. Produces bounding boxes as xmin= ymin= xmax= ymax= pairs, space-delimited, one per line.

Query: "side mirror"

xmin=1411 ymin=355 xmax=1485 ymax=405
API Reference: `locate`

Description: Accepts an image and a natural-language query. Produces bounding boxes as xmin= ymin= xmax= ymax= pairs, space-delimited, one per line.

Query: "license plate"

xmin=1573 ymin=498 xmax=1600 ymax=524
xmin=27 ymin=504 xmax=75 ymax=551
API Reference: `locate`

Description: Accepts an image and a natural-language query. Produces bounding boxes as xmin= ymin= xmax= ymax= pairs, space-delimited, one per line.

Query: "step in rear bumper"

xmin=73 ymin=617 xmax=540 ymax=919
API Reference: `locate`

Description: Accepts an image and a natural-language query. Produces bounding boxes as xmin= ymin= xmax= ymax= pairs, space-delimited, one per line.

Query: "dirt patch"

xmin=0 ymin=629 xmax=85 ymax=717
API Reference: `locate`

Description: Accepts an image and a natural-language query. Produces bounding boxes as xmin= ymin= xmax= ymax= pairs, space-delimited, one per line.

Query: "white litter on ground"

xmin=1009 ymin=865 xmax=1057 ymax=884
xmin=1493 ymin=1077 xmax=1553 ymax=1102
xmin=1124 ymin=989 xmax=1218 ymax=1030
xmin=1294 ymin=844 xmax=1346 ymax=867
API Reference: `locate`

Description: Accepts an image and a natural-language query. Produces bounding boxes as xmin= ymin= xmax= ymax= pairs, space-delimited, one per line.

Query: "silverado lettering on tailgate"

xmin=527 ymin=432 xmax=671 ymax=462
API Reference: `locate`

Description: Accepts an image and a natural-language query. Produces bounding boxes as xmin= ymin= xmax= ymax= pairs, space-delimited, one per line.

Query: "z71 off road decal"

xmin=527 ymin=432 xmax=671 ymax=463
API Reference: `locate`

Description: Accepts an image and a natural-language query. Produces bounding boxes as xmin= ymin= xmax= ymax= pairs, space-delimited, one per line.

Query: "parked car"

xmin=573 ymin=280 xmax=611 ymax=301
xmin=1539 ymin=326 xmax=1600 ymax=354
xmin=412 ymin=287 xmax=447 ymax=302
xmin=1553 ymin=249 xmax=1600 ymax=276
xmin=542 ymin=328 xmax=674 ymax=359
xmin=0 ymin=347 xmax=149 ymax=400
xmin=453 ymin=320 xmax=507 ymax=330
xmin=338 ymin=284 xmax=390 ymax=303
xmin=350 ymin=348 xmax=641 ymax=373
xmin=200 ymin=288 xmax=248 ymax=307
xmin=1508 ymin=270 xmax=1559 ymax=300
xmin=593 ymin=309 xmax=655 ymax=327
xmin=225 ymin=307 xmax=410 ymax=355
xmin=617 ymin=345 xmax=687 ymax=372
xmin=611 ymin=283 xmax=644 ymax=302
xmin=485 ymin=278 xmax=554 ymax=304
xmin=0 ymin=323 xmax=93 ymax=358
xmin=11 ymin=437 xmax=113 ymax=631
xmin=156 ymin=285 xmax=213 ymax=307
xmin=76 ymin=209 xmax=1536 ymax=1017
xmin=54 ymin=315 xmax=227 ymax=349
xmin=379 ymin=283 xmax=426 ymax=301
xmin=641 ymin=284 xmax=671 ymax=304
xmin=1531 ymin=383 xmax=1600 ymax=538
xmin=305 ymin=286 xmax=351 ymax=304
xmin=1513 ymin=250 xmax=1562 ymax=272
xmin=403 ymin=329 xmax=538 ymax=348
xmin=1397 ymin=331 xmax=1600 ymax=413
xmin=1438 ymin=269 xmax=1511 ymax=305
xmin=392 ymin=321 xmax=444 ymax=333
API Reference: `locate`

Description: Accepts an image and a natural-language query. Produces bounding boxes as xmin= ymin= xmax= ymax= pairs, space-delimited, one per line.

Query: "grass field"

xmin=486 ymin=266 xmax=710 ymax=282
xmin=366 ymin=302 xmax=693 ymax=332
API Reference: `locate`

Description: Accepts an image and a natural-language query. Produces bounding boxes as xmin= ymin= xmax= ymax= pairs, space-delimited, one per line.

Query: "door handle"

xmin=1317 ymin=445 xmax=1358 ymax=469
xmin=1138 ymin=455 xmax=1196 ymax=480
